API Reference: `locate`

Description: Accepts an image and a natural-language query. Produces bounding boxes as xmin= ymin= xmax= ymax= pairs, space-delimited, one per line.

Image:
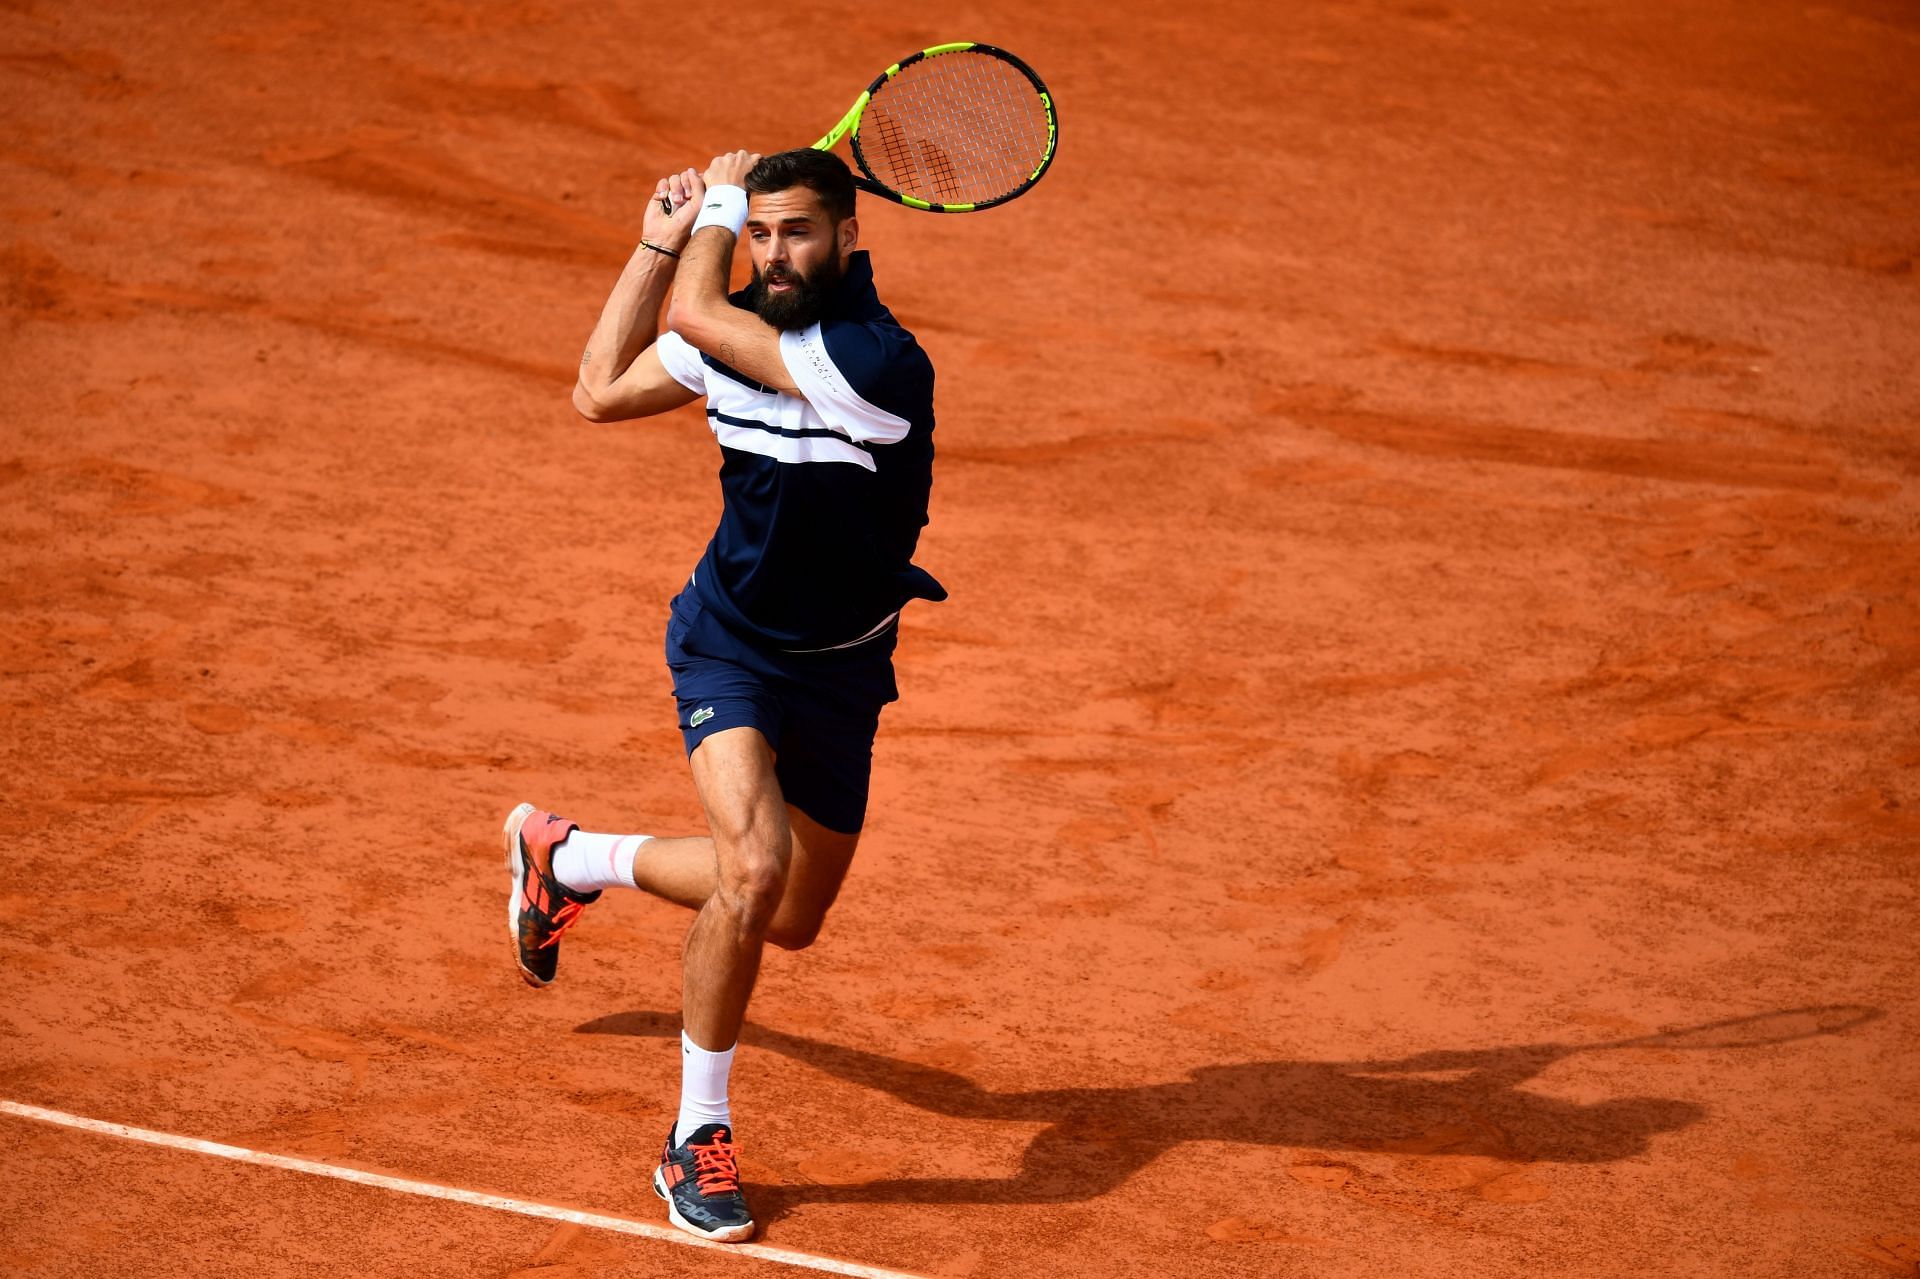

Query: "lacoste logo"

xmin=690 ymin=707 xmax=715 ymax=727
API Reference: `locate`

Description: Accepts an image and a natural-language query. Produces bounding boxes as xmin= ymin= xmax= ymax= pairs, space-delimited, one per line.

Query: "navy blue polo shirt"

xmin=653 ymin=250 xmax=945 ymax=650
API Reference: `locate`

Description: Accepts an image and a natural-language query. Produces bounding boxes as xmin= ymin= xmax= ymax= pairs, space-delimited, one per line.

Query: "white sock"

xmin=550 ymin=830 xmax=650 ymax=894
xmin=675 ymin=1031 xmax=735 ymax=1145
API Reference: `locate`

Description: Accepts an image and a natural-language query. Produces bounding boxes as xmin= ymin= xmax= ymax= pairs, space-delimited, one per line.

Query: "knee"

xmin=714 ymin=850 xmax=787 ymax=936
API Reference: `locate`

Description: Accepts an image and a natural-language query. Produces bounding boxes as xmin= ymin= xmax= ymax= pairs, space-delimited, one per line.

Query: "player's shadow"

xmin=575 ymin=1004 xmax=1879 ymax=1215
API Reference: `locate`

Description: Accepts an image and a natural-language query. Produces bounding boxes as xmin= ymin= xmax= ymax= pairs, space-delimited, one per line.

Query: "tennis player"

xmin=503 ymin=147 xmax=942 ymax=1243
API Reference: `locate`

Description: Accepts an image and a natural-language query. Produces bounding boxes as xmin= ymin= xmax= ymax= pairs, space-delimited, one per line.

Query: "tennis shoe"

xmin=503 ymin=801 xmax=600 ymax=988
xmin=653 ymin=1122 xmax=755 ymax=1243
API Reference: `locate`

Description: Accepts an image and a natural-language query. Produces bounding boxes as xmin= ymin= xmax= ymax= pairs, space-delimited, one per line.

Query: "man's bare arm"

xmin=574 ymin=168 xmax=704 ymax=422
xmin=666 ymin=150 xmax=800 ymax=394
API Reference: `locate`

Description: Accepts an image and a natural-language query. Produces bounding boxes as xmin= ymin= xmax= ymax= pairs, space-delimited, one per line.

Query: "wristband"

xmin=691 ymin=184 xmax=748 ymax=237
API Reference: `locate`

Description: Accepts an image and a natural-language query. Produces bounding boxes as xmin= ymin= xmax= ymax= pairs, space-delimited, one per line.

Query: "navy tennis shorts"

xmin=664 ymin=587 xmax=899 ymax=834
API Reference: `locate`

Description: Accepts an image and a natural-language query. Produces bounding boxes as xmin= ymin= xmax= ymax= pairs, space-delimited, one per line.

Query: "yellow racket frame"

xmin=809 ymin=41 xmax=1058 ymax=213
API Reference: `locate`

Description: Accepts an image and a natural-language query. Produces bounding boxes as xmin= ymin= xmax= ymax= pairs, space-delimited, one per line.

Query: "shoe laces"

xmin=690 ymin=1133 xmax=741 ymax=1196
xmin=538 ymin=897 xmax=589 ymax=950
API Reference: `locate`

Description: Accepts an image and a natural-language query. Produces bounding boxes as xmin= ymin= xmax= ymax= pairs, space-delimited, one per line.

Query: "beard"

xmin=748 ymin=252 xmax=843 ymax=332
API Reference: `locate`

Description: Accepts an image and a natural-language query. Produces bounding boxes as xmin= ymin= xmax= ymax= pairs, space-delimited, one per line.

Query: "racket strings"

xmin=857 ymin=52 xmax=1051 ymax=205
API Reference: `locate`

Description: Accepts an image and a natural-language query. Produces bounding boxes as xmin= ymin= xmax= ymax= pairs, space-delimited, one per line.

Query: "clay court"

xmin=3 ymin=0 xmax=1917 ymax=1274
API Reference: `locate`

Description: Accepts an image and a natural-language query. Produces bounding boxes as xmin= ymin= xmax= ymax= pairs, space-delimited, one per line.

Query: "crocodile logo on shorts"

xmin=690 ymin=707 xmax=715 ymax=728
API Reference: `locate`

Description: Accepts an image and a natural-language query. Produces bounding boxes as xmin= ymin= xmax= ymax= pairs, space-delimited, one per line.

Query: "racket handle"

xmin=660 ymin=194 xmax=674 ymax=216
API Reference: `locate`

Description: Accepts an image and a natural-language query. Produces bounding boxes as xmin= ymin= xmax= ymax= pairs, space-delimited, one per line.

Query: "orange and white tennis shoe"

xmin=503 ymin=802 xmax=600 ymax=988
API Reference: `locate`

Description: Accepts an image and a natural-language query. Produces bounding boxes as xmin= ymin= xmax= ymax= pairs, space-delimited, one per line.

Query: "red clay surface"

xmin=3 ymin=1 xmax=1917 ymax=1275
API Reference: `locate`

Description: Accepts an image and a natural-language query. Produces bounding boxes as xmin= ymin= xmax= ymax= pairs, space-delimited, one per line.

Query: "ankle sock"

xmin=675 ymin=1030 xmax=735 ymax=1145
xmin=551 ymin=830 xmax=650 ymax=894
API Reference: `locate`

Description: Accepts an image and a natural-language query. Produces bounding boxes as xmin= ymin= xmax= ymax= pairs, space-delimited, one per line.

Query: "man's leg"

xmin=551 ymin=809 xmax=858 ymax=949
xmin=648 ymin=727 xmax=863 ymax=1243
xmin=658 ymin=727 xmax=781 ymax=1242
xmin=680 ymin=725 xmax=790 ymax=1050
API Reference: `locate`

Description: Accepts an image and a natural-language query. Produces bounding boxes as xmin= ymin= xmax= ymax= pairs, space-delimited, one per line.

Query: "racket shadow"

xmin=574 ymin=1004 xmax=1880 ymax=1214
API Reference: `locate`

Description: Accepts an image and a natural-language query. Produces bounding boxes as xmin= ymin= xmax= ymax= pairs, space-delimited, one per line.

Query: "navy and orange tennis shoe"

xmin=503 ymin=801 xmax=599 ymax=988
xmin=654 ymin=1122 xmax=755 ymax=1242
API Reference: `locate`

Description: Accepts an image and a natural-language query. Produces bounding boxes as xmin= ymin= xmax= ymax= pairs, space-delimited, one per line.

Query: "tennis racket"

xmin=812 ymin=42 xmax=1058 ymax=212
xmin=665 ymin=43 xmax=1058 ymax=216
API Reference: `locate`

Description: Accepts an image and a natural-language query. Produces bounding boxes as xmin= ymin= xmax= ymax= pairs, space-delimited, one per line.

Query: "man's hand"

xmin=569 ymin=163 xmax=716 ymax=423
xmin=645 ymin=166 xmax=705 ymax=252
xmin=702 ymin=150 xmax=761 ymax=193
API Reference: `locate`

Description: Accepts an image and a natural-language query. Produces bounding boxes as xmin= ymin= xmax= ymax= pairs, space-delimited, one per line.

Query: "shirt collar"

xmin=826 ymin=250 xmax=879 ymax=320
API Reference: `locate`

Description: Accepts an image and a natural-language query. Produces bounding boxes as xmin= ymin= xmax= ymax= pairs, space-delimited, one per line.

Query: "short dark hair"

xmin=746 ymin=148 xmax=856 ymax=223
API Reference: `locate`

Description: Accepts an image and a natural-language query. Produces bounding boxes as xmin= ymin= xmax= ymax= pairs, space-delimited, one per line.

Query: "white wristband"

xmin=691 ymin=184 xmax=748 ymax=236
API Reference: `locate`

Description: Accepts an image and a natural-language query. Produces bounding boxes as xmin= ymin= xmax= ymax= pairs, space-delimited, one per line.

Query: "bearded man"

xmin=500 ymin=147 xmax=942 ymax=1243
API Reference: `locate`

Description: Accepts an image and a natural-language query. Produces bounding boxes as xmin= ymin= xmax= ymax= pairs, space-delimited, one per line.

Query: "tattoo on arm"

xmin=580 ymin=348 xmax=592 ymax=368
xmin=718 ymin=342 xmax=738 ymax=368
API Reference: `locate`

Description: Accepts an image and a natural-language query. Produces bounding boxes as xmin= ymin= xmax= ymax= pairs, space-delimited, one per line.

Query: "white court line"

xmin=1 ymin=1099 xmax=927 ymax=1279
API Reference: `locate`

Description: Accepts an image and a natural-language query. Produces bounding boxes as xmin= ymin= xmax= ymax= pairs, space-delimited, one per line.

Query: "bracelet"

xmin=691 ymin=184 xmax=748 ymax=237
xmin=640 ymin=239 xmax=681 ymax=260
